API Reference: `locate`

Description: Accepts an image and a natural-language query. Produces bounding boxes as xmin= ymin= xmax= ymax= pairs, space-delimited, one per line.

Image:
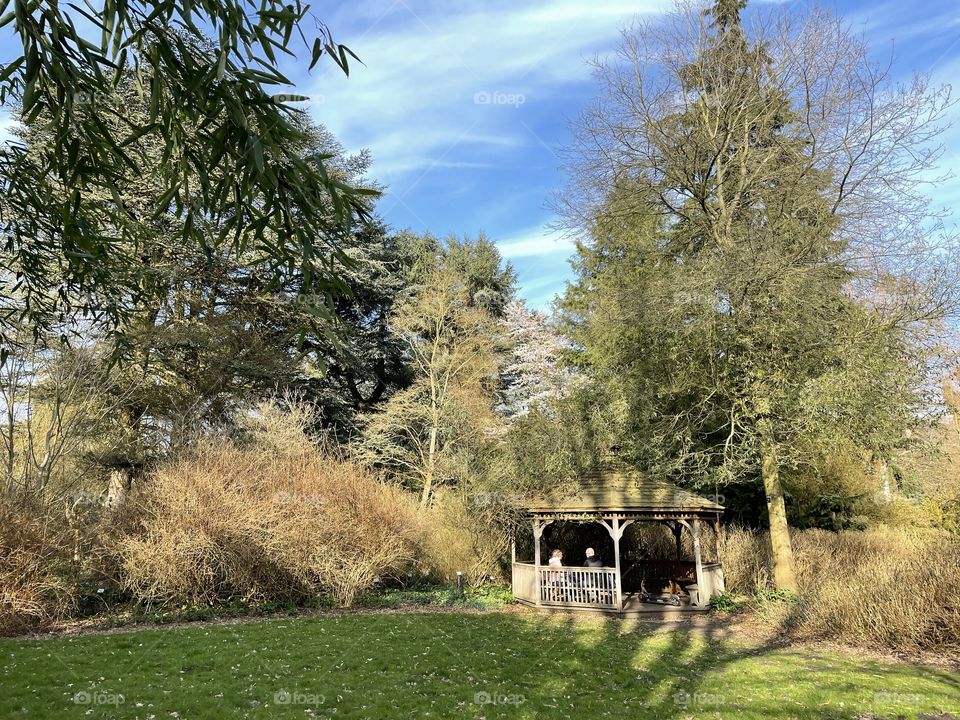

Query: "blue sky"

xmin=293 ymin=0 xmax=960 ymax=310
xmin=1 ymin=0 xmax=957 ymax=310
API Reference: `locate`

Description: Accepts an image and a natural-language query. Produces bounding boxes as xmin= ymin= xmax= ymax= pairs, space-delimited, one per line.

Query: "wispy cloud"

xmin=497 ymin=224 xmax=575 ymax=259
xmin=305 ymin=0 xmax=670 ymax=188
xmin=495 ymin=222 xmax=578 ymax=310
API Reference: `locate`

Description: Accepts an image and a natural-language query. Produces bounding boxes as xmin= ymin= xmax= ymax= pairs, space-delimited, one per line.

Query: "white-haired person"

xmin=583 ymin=547 xmax=603 ymax=568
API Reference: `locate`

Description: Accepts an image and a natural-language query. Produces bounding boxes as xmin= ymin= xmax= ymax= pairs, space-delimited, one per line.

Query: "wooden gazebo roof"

xmin=523 ymin=463 xmax=723 ymax=521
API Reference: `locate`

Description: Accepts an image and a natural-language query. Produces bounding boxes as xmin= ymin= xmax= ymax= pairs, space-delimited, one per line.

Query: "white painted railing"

xmin=536 ymin=565 xmax=618 ymax=609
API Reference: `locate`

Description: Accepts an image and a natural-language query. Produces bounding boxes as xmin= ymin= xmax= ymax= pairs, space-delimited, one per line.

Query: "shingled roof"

xmin=524 ymin=462 xmax=724 ymax=515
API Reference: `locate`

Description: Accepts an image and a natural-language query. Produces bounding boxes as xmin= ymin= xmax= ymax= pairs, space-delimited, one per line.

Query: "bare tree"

xmin=559 ymin=0 xmax=959 ymax=335
xmin=0 ymin=337 xmax=141 ymax=501
xmin=357 ymin=265 xmax=502 ymax=507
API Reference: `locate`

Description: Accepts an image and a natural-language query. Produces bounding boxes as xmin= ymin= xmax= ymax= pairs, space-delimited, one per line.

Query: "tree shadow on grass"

xmin=456 ymin=609 xmax=959 ymax=720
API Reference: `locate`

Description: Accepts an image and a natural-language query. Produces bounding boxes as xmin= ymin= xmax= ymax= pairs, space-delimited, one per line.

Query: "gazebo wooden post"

xmin=612 ymin=518 xmax=622 ymax=612
xmin=532 ymin=519 xmax=552 ymax=606
xmin=713 ymin=517 xmax=723 ymax=562
xmin=599 ymin=517 xmax=633 ymax=613
xmin=532 ymin=519 xmax=542 ymax=605
xmin=692 ymin=518 xmax=704 ymax=606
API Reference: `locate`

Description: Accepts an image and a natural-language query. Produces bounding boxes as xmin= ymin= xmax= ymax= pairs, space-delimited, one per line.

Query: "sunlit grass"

xmin=1 ymin=612 xmax=956 ymax=719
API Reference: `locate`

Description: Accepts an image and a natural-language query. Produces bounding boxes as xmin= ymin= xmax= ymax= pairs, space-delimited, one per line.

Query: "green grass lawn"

xmin=1 ymin=611 xmax=957 ymax=719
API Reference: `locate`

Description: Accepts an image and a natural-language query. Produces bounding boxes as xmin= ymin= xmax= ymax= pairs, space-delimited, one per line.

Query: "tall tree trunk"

xmin=761 ymin=436 xmax=798 ymax=592
xmin=106 ymin=468 xmax=132 ymax=509
xmin=873 ymin=454 xmax=892 ymax=502
xmin=420 ymin=424 xmax=438 ymax=508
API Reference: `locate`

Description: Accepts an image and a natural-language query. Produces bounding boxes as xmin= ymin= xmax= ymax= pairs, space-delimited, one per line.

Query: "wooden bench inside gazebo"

xmin=511 ymin=462 xmax=725 ymax=615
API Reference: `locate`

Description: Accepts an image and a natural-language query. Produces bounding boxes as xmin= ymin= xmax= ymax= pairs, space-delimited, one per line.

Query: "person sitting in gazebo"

xmin=584 ymin=547 xmax=603 ymax=568
xmin=546 ymin=549 xmax=567 ymax=601
xmin=582 ymin=547 xmax=605 ymax=603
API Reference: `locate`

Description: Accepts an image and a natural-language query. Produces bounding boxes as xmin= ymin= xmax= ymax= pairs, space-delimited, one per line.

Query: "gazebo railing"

xmin=537 ymin=565 xmax=618 ymax=609
xmin=512 ymin=562 xmax=537 ymax=603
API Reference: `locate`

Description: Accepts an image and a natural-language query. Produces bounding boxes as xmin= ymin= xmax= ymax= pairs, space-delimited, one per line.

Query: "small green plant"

xmin=466 ymin=584 xmax=514 ymax=609
xmin=708 ymin=591 xmax=740 ymax=612
xmin=752 ymin=587 xmax=798 ymax=605
xmin=359 ymin=583 xmax=514 ymax=610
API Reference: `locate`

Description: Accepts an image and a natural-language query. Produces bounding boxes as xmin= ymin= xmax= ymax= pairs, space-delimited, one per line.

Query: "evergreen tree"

xmin=560 ymin=0 xmax=927 ymax=590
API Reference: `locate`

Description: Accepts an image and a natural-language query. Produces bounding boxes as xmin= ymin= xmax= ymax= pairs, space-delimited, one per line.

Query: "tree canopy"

xmin=0 ymin=1 xmax=374 ymax=354
xmin=555 ymin=0 xmax=955 ymax=589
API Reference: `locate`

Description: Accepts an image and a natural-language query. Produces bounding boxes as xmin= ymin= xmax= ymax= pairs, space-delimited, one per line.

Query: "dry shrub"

xmin=119 ymin=414 xmax=423 ymax=606
xmin=420 ymin=489 xmax=512 ymax=586
xmin=0 ymin=496 xmax=74 ymax=634
xmin=721 ymin=526 xmax=771 ymax=592
xmin=722 ymin=525 xmax=960 ymax=652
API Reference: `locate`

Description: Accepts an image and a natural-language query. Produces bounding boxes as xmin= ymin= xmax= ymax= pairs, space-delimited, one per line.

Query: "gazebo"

xmin=511 ymin=462 xmax=725 ymax=614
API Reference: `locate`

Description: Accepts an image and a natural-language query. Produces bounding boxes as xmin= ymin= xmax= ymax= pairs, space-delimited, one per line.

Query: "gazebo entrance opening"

xmin=510 ymin=463 xmax=725 ymax=615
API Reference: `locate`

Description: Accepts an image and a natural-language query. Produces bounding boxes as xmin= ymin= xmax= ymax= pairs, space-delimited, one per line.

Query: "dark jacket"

xmin=584 ymin=556 xmax=603 ymax=568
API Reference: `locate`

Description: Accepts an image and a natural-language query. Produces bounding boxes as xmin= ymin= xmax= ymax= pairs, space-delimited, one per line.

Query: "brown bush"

xmin=721 ymin=526 xmax=771 ymax=593
xmin=420 ymin=489 xmax=512 ymax=586
xmin=722 ymin=525 xmax=960 ymax=652
xmin=118 ymin=436 xmax=424 ymax=607
xmin=0 ymin=497 xmax=75 ymax=634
